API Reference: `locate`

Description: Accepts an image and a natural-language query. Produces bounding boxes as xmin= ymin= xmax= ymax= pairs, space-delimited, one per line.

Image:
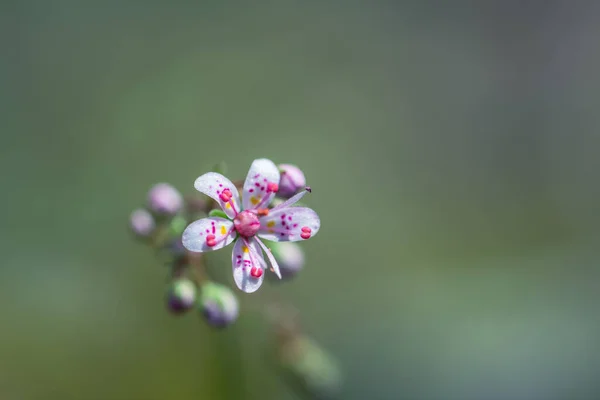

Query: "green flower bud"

xmin=166 ymin=278 xmax=196 ymax=314
xmin=199 ymin=282 xmax=239 ymax=328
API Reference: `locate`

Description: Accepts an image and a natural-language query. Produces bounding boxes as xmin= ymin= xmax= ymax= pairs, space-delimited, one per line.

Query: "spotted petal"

xmin=242 ymin=158 xmax=280 ymax=211
xmin=257 ymin=207 xmax=320 ymax=242
xmin=194 ymin=172 xmax=241 ymax=219
xmin=232 ymin=237 xmax=266 ymax=293
xmin=182 ymin=217 xmax=236 ymax=252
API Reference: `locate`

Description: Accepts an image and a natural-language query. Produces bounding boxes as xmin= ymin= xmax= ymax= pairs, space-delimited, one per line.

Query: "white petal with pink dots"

xmin=232 ymin=237 xmax=266 ymax=293
xmin=194 ymin=172 xmax=241 ymax=219
xmin=182 ymin=217 xmax=236 ymax=252
xmin=257 ymin=207 xmax=320 ymax=242
xmin=242 ymin=158 xmax=280 ymax=211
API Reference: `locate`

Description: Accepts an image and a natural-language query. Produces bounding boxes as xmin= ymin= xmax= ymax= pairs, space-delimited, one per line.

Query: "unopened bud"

xmin=148 ymin=183 xmax=183 ymax=216
xmin=277 ymin=164 xmax=306 ymax=198
xmin=199 ymin=282 xmax=239 ymax=328
xmin=268 ymin=242 xmax=305 ymax=281
xmin=130 ymin=208 xmax=156 ymax=238
xmin=166 ymin=278 xmax=196 ymax=314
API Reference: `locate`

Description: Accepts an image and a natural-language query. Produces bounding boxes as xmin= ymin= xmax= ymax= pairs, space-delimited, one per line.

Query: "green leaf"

xmin=208 ymin=209 xmax=229 ymax=219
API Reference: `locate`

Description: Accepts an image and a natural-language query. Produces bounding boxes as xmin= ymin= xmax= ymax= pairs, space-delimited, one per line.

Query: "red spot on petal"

xmin=267 ymin=182 xmax=279 ymax=193
xmin=255 ymin=182 xmax=260 ymax=187
xmin=206 ymin=234 xmax=217 ymax=247
xmin=300 ymin=226 xmax=312 ymax=239
xmin=288 ymin=216 xmax=292 ymax=221
xmin=249 ymin=188 xmax=254 ymax=193
xmin=281 ymin=214 xmax=286 ymax=219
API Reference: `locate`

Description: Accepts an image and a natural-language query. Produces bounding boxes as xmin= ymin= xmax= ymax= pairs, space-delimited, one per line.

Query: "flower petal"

xmin=182 ymin=217 xmax=236 ymax=252
xmin=255 ymin=237 xmax=282 ymax=279
xmin=194 ymin=172 xmax=241 ymax=218
xmin=242 ymin=158 xmax=280 ymax=210
xmin=271 ymin=187 xmax=311 ymax=211
xmin=257 ymin=207 xmax=320 ymax=242
xmin=232 ymin=237 xmax=266 ymax=293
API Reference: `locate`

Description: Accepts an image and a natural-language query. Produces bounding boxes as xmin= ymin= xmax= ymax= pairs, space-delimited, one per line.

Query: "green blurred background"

xmin=2 ymin=1 xmax=600 ymax=399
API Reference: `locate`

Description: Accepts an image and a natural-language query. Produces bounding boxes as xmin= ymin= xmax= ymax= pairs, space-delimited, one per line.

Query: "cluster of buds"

xmin=130 ymin=159 xmax=340 ymax=397
xmin=129 ymin=181 xmax=239 ymax=327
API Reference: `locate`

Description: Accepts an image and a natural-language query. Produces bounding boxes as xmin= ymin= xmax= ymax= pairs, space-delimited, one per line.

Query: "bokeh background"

xmin=2 ymin=1 xmax=600 ymax=399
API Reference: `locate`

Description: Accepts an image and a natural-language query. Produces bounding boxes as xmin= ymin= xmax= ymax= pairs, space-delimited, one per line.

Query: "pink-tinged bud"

xmin=147 ymin=183 xmax=183 ymax=216
xmin=277 ymin=164 xmax=306 ymax=198
xmin=268 ymin=242 xmax=305 ymax=280
xmin=130 ymin=209 xmax=155 ymax=238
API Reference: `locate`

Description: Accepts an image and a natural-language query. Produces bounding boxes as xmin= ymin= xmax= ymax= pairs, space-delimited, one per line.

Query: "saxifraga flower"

xmin=182 ymin=159 xmax=320 ymax=293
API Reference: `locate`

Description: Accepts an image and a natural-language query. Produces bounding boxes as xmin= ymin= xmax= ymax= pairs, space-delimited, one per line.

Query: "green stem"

xmin=202 ymin=254 xmax=246 ymax=400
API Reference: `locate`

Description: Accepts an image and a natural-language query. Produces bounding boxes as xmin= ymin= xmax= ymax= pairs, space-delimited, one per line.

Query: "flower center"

xmin=233 ymin=210 xmax=260 ymax=237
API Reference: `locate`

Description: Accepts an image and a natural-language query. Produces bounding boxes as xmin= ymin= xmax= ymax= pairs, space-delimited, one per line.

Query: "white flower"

xmin=182 ymin=159 xmax=320 ymax=293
